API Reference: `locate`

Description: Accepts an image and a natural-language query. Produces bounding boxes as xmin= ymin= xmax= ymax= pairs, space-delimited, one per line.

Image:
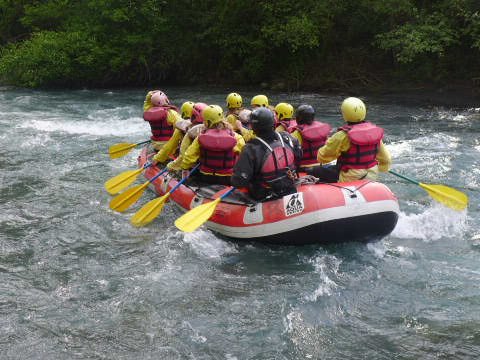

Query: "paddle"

xmin=130 ymin=164 xmax=200 ymax=227
xmin=109 ymin=167 xmax=169 ymax=212
xmin=109 ymin=140 xmax=151 ymax=159
xmin=104 ymin=162 xmax=153 ymax=195
xmin=175 ymin=187 xmax=236 ymax=233
xmin=388 ymin=170 xmax=468 ymax=211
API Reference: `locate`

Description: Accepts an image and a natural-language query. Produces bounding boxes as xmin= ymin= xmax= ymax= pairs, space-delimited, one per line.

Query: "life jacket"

xmin=198 ymin=128 xmax=238 ymax=175
xmin=143 ymin=105 xmax=178 ymax=141
xmin=276 ymin=119 xmax=297 ymax=133
xmin=337 ymin=122 xmax=384 ymax=171
xmin=256 ymin=133 xmax=297 ymax=194
xmin=296 ymin=122 xmax=331 ymax=166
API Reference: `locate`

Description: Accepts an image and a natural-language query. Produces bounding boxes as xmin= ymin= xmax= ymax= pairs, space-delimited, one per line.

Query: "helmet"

xmin=226 ymin=92 xmax=242 ymax=109
xmin=251 ymin=94 xmax=269 ymax=107
xmin=202 ymin=105 xmax=224 ymax=128
xmin=191 ymin=102 xmax=208 ymax=124
xmin=151 ymin=91 xmax=170 ymax=106
xmin=249 ymin=107 xmax=274 ymax=133
xmin=341 ymin=97 xmax=366 ymax=122
xmin=295 ymin=104 xmax=315 ymax=124
xmin=238 ymin=109 xmax=252 ymax=124
xmin=275 ymin=103 xmax=294 ymax=120
xmin=180 ymin=101 xmax=195 ymax=119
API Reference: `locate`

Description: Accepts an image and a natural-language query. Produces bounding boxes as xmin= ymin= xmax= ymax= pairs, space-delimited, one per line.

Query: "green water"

xmin=0 ymin=87 xmax=479 ymax=359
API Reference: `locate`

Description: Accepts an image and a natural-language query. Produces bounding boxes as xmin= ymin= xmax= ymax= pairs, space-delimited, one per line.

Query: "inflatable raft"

xmin=139 ymin=147 xmax=399 ymax=245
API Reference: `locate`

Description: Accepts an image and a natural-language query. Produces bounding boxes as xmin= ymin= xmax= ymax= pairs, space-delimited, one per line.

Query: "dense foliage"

xmin=0 ymin=0 xmax=479 ymax=89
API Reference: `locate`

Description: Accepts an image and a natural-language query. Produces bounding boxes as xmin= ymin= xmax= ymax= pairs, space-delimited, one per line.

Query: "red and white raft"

xmin=139 ymin=147 xmax=399 ymax=245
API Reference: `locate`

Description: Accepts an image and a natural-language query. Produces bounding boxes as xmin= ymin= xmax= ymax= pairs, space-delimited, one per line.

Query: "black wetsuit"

xmin=231 ymin=131 xmax=302 ymax=200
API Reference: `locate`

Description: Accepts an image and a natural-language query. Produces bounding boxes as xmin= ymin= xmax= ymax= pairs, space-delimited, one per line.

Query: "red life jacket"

xmin=276 ymin=119 xmax=297 ymax=133
xmin=337 ymin=122 xmax=384 ymax=171
xmin=198 ymin=128 xmax=238 ymax=175
xmin=143 ymin=105 xmax=178 ymax=141
xmin=296 ymin=122 xmax=331 ymax=166
xmin=257 ymin=133 xmax=296 ymax=187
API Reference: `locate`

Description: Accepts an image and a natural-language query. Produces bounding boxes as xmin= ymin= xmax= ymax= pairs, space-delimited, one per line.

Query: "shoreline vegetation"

xmin=0 ymin=1 xmax=479 ymax=106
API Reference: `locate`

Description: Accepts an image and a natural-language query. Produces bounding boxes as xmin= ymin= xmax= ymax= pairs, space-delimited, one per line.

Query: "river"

xmin=1 ymin=86 xmax=479 ymax=359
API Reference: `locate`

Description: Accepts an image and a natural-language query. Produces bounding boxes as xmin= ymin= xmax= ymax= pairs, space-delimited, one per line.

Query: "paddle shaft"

xmin=136 ymin=140 xmax=151 ymax=146
xmin=167 ymin=164 xmax=200 ymax=194
xmin=147 ymin=166 xmax=169 ymax=184
xmin=219 ymin=187 xmax=236 ymax=200
xmin=388 ymin=170 xmax=420 ymax=185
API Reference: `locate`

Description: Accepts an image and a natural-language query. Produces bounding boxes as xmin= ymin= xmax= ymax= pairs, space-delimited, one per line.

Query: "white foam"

xmin=387 ymin=141 xmax=413 ymax=159
xmin=391 ymin=204 xmax=467 ymax=241
xmin=18 ymin=133 xmax=53 ymax=148
xmin=367 ymin=242 xmax=387 ymax=258
xmin=182 ymin=229 xmax=238 ymax=259
xmin=17 ymin=118 xmax=146 ymax=136
xmin=305 ymin=255 xmax=341 ymax=300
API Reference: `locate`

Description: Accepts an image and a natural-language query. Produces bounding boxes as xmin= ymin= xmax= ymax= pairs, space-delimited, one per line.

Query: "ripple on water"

xmin=1 ymin=88 xmax=480 ymax=359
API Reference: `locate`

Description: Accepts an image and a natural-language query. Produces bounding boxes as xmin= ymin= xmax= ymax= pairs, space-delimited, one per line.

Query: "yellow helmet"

xmin=202 ymin=105 xmax=224 ymax=128
xmin=341 ymin=97 xmax=366 ymax=122
xmin=180 ymin=101 xmax=195 ymax=119
xmin=274 ymin=102 xmax=294 ymax=120
xmin=226 ymin=92 xmax=242 ymax=109
xmin=251 ymin=94 xmax=269 ymax=107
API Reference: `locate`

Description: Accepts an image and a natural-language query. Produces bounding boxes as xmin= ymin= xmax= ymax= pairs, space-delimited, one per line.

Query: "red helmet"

xmin=151 ymin=91 xmax=170 ymax=106
xmin=191 ymin=102 xmax=208 ymax=124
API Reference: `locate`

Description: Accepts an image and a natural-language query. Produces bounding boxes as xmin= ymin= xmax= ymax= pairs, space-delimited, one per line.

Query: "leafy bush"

xmin=0 ymin=31 xmax=107 ymax=87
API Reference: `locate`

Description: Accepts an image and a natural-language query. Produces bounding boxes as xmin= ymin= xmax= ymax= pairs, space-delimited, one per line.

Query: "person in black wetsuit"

xmin=231 ymin=107 xmax=302 ymax=200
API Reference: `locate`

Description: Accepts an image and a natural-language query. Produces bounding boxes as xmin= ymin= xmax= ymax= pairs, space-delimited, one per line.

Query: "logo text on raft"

xmin=283 ymin=192 xmax=304 ymax=217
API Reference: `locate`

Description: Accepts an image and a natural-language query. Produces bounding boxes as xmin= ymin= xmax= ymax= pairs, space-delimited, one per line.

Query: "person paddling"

xmin=289 ymin=104 xmax=332 ymax=177
xmin=274 ymin=102 xmax=296 ymax=132
xmin=231 ymin=108 xmax=302 ymax=200
xmin=152 ymin=102 xmax=205 ymax=166
xmin=142 ymin=90 xmax=181 ymax=152
xmin=225 ymin=92 xmax=245 ymax=131
xmin=180 ymin=105 xmax=245 ymax=185
xmin=317 ymin=97 xmax=391 ymax=182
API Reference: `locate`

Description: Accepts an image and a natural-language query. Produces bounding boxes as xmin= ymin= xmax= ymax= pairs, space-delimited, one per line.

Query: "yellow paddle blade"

xmin=130 ymin=193 xmax=171 ymax=227
xmin=175 ymin=197 xmax=222 ymax=233
xmin=109 ymin=182 xmax=149 ymax=212
xmin=109 ymin=142 xmax=136 ymax=159
xmin=104 ymin=168 xmax=144 ymax=195
xmin=420 ymin=183 xmax=468 ymax=211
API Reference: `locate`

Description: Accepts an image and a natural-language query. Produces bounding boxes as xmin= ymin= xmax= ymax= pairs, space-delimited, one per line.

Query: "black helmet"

xmin=295 ymin=104 xmax=315 ymax=124
xmin=249 ymin=107 xmax=274 ymax=133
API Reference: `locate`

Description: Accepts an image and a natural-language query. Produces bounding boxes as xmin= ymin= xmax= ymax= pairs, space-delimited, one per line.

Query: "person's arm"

xmin=167 ymin=109 xmax=182 ymax=126
xmin=181 ymin=137 xmax=200 ymax=170
xmin=317 ymin=131 xmax=349 ymax=164
xmin=233 ymin=133 xmax=245 ymax=153
xmin=286 ymin=133 xmax=303 ymax=167
xmin=153 ymin=128 xmax=183 ymax=163
xmin=231 ymin=146 xmax=255 ymax=188
xmin=376 ymin=140 xmax=392 ymax=172
xmin=236 ymin=123 xmax=255 ymax=142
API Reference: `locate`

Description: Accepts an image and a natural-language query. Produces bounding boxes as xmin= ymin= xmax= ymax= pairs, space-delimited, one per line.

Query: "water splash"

xmin=183 ymin=230 xmax=238 ymax=259
xmin=392 ymin=204 xmax=467 ymax=241
xmin=305 ymin=255 xmax=341 ymax=300
xmin=17 ymin=118 xmax=146 ymax=136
